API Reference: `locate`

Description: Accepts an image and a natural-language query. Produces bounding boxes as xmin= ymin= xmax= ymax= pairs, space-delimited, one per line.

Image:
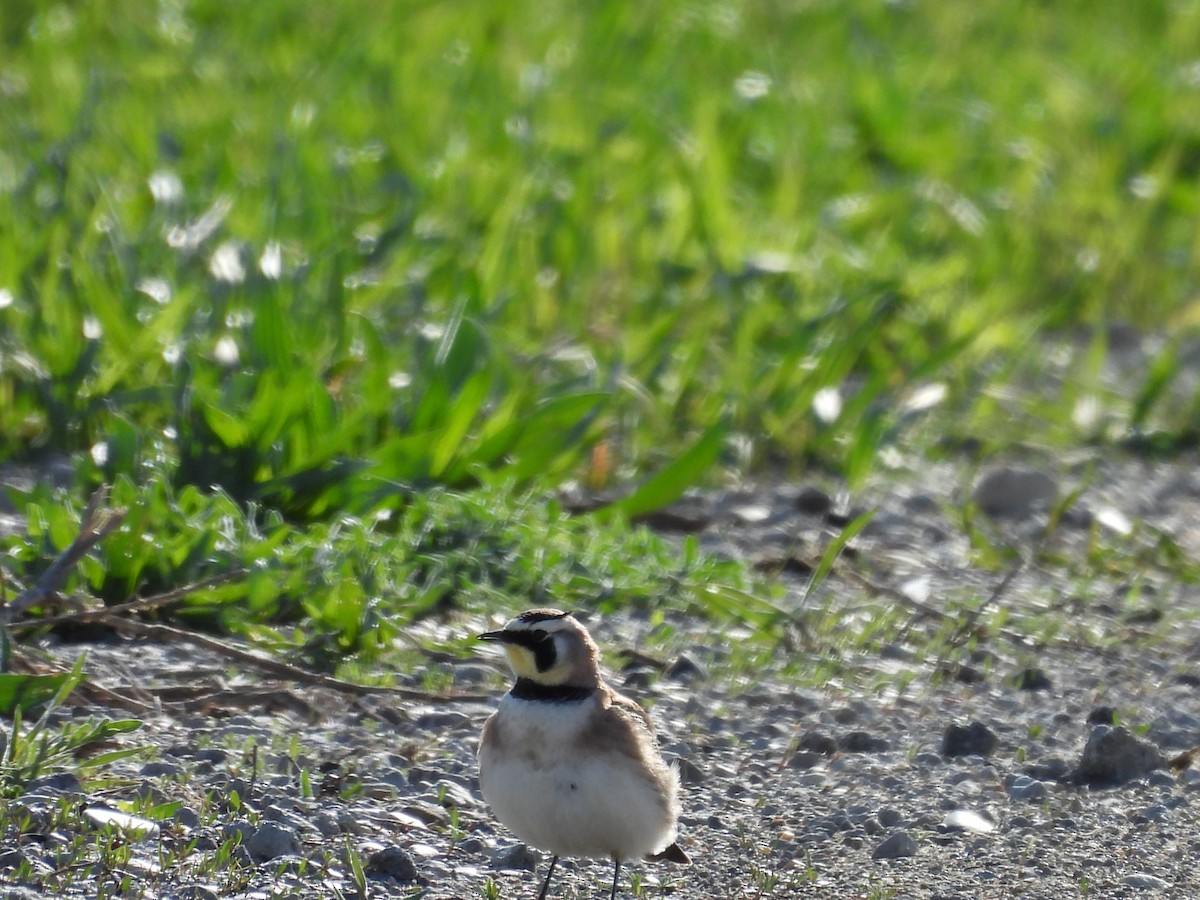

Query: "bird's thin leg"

xmin=609 ymin=857 xmax=621 ymax=900
xmin=537 ymin=854 xmax=559 ymax=900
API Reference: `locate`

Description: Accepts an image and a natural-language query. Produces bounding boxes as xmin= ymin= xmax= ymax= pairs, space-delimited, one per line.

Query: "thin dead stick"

xmin=0 ymin=486 xmax=128 ymax=624
xmin=930 ymin=559 xmax=1027 ymax=676
xmin=9 ymin=653 xmax=156 ymax=713
xmin=94 ymin=615 xmax=489 ymax=702
xmin=953 ymin=558 xmax=1026 ymax=640
xmin=9 ymin=569 xmax=249 ymax=631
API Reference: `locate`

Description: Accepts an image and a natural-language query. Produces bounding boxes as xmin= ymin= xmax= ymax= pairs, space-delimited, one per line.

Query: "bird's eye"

xmin=530 ymin=629 xmax=548 ymax=642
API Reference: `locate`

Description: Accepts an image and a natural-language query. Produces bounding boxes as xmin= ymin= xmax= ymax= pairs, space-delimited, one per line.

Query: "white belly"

xmin=479 ymin=698 xmax=677 ymax=860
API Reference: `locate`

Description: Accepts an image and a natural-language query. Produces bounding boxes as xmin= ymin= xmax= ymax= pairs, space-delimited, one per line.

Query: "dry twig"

xmin=0 ymin=486 xmax=127 ymax=624
xmin=91 ymin=615 xmax=487 ymax=703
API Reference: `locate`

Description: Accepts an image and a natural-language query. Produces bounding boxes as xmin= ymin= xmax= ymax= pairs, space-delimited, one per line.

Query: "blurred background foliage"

xmin=2 ymin=0 xmax=1198 ymax=659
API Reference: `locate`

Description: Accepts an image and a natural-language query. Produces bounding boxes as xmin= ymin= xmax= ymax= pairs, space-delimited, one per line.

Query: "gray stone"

xmin=973 ymin=466 xmax=1057 ymax=517
xmin=245 ymin=821 xmax=301 ymax=861
xmin=787 ymin=750 xmax=824 ymax=770
xmin=798 ymin=730 xmax=839 ymax=755
xmin=1024 ymin=756 xmax=1071 ymax=781
xmin=140 ymin=761 xmax=184 ymax=778
xmin=432 ymin=779 xmax=480 ymax=809
xmin=1076 ymin=725 xmax=1165 ymax=785
xmin=665 ymin=652 xmax=707 ymax=681
xmin=491 ymin=843 xmax=541 ymax=871
xmin=1121 ymin=873 xmax=1170 ymax=890
xmin=25 ymin=772 xmax=83 ymax=796
xmin=877 ymin=807 xmax=904 ymax=828
xmin=1007 ymin=775 xmax=1048 ymax=801
xmin=674 ymin=756 xmax=706 ymax=784
xmin=367 ymin=845 xmax=419 ymax=881
xmin=1135 ymin=804 xmax=1170 ymax=822
xmin=314 ymin=811 xmax=341 ymax=838
xmin=942 ymin=721 xmax=999 ymax=757
xmin=873 ymin=831 xmax=918 ymax=859
xmin=413 ymin=711 xmax=473 ymax=730
xmin=839 ymin=730 xmax=890 ymax=753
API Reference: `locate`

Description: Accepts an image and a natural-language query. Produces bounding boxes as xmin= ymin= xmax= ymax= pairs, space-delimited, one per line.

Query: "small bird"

xmin=477 ymin=608 xmax=690 ymax=900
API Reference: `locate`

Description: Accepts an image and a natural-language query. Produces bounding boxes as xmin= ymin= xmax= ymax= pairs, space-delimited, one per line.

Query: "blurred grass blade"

xmin=0 ymin=673 xmax=72 ymax=718
xmin=602 ymin=422 xmax=726 ymax=521
xmin=1129 ymin=343 xmax=1178 ymax=432
xmin=430 ymin=371 xmax=492 ymax=477
xmin=802 ymin=511 xmax=874 ymax=605
xmin=500 ymin=391 xmax=610 ymax=482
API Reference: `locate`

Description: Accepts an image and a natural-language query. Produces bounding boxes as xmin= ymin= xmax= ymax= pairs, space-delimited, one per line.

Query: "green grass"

xmin=3 ymin=1 xmax=1200 ymax=679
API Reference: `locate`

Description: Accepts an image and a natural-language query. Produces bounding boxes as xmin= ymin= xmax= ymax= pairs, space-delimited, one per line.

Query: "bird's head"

xmin=478 ymin=608 xmax=600 ymax=686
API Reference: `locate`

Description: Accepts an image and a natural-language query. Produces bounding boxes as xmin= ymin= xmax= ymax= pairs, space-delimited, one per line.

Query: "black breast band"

xmin=511 ymin=679 xmax=595 ymax=702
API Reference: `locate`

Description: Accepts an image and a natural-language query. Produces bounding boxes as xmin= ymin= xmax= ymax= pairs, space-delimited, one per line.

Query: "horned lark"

xmin=477 ymin=609 xmax=690 ymax=900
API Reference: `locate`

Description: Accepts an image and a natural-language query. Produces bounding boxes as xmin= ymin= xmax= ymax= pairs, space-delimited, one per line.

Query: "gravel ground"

xmin=5 ymin=454 xmax=1200 ymax=900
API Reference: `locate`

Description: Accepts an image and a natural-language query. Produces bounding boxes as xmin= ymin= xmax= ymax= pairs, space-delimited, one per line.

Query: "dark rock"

xmin=972 ymin=466 xmax=1057 ymax=517
xmin=1013 ymin=667 xmax=1052 ymax=691
xmin=825 ymin=506 xmax=867 ymax=528
xmin=674 ymin=756 xmax=706 ymax=785
xmin=937 ymin=662 xmax=985 ymax=684
xmin=1086 ymin=706 xmax=1118 ymax=726
xmin=1075 ymin=725 xmax=1165 ymax=785
xmin=1024 ymin=756 xmax=1071 ymax=782
xmin=665 ymin=653 xmax=707 ymax=682
xmin=873 ymin=831 xmax=918 ymax=859
xmin=1006 ymin=775 xmax=1048 ymax=801
xmin=367 ymin=845 xmax=419 ymax=881
xmin=491 ymin=843 xmax=540 ymax=871
xmin=414 ymin=711 xmax=473 ymax=730
xmin=942 ymin=721 xmax=999 ymax=757
xmin=245 ymin=822 xmax=301 ymax=860
xmin=798 ymin=730 xmax=839 ymax=755
xmin=794 ymin=485 xmax=833 ymax=516
xmin=786 ymin=750 xmax=824 ymax=770
xmin=141 ymin=761 xmax=184 ymax=778
xmin=839 ymin=731 xmax=890 ymax=753
xmin=25 ymin=772 xmax=84 ymax=796
xmin=877 ymin=807 xmax=904 ymax=828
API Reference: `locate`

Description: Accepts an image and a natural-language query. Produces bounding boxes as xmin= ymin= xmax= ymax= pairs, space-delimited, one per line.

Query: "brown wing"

xmin=477 ymin=712 xmax=501 ymax=792
xmin=573 ymin=685 xmax=660 ymax=763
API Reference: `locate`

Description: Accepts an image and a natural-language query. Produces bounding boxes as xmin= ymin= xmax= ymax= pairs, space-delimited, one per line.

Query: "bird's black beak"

xmin=478 ymin=630 xmax=512 ymax=643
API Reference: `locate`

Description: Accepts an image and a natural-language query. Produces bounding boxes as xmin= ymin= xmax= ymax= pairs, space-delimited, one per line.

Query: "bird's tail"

xmin=645 ymin=843 xmax=691 ymax=865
